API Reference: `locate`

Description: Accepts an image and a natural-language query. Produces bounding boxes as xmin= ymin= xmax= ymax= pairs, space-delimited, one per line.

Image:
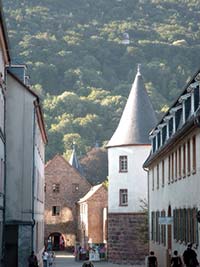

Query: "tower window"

xmin=119 ymin=156 xmax=128 ymax=172
xmin=119 ymin=189 xmax=128 ymax=206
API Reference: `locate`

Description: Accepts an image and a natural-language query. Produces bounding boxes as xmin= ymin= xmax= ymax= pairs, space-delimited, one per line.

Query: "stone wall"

xmin=107 ymin=212 xmax=148 ymax=265
xmin=18 ymin=225 xmax=32 ymax=267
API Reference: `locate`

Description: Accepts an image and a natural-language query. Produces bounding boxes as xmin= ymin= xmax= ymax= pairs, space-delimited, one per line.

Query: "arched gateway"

xmin=48 ymin=232 xmax=65 ymax=251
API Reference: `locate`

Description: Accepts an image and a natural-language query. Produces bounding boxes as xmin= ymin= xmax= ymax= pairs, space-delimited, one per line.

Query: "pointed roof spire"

xmin=69 ymin=142 xmax=83 ymax=174
xmin=107 ymin=66 xmax=157 ymax=148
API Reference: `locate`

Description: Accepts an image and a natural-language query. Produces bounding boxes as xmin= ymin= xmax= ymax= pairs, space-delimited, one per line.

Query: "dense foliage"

xmin=4 ymin=0 xmax=200 ymax=163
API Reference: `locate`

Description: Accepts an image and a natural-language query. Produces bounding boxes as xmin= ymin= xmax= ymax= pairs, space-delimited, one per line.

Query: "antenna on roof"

xmin=137 ymin=64 xmax=141 ymax=75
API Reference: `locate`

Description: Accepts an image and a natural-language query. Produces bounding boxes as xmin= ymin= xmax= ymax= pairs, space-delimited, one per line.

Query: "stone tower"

xmin=107 ymin=66 xmax=157 ymax=264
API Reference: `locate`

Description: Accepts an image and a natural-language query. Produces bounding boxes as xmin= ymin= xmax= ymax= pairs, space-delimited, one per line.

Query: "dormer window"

xmin=179 ymin=93 xmax=191 ymax=124
xmin=194 ymin=87 xmax=199 ymax=111
xmin=175 ymin=108 xmax=182 ymax=130
xmin=152 ymin=136 xmax=156 ymax=153
xmin=169 ymin=118 xmax=173 ymax=137
xmin=119 ymin=156 xmax=128 ymax=172
xmin=164 ymin=115 xmax=173 ymax=139
xmin=162 ymin=125 xmax=167 ymax=144
xmin=185 ymin=97 xmax=191 ymax=120
xmin=157 ymin=132 xmax=161 ymax=149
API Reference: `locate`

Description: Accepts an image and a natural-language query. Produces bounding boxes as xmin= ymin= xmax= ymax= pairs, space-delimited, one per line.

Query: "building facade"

xmin=5 ymin=71 xmax=47 ymax=267
xmin=77 ymin=184 xmax=108 ymax=247
xmin=44 ymin=155 xmax=91 ymax=251
xmin=0 ymin=3 xmax=11 ymax=266
xmin=143 ymin=69 xmax=200 ymax=267
xmin=107 ymin=66 xmax=157 ymax=264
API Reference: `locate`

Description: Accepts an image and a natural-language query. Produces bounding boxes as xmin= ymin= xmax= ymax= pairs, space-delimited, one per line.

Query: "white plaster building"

xmin=0 ymin=3 xmax=10 ymax=265
xmin=143 ymin=69 xmax=200 ymax=267
xmin=5 ymin=70 xmax=47 ymax=267
xmin=107 ymin=66 xmax=157 ymax=264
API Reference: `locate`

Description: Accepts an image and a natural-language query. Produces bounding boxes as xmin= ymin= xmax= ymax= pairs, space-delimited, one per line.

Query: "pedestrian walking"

xmin=183 ymin=243 xmax=199 ymax=267
xmin=28 ymin=251 xmax=38 ymax=267
xmin=171 ymin=250 xmax=182 ymax=267
xmin=82 ymin=261 xmax=94 ymax=267
xmin=147 ymin=251 xmax=158 ymax=267
xmin=48 ymin=251 xmax=55 ymax=266
xmin=42 ymin=249 xmax=49 ymax=267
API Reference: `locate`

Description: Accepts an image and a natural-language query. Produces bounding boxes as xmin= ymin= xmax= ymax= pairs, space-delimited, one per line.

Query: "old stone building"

xmin=107 ymin=66 xmax=157 ymax=264
xmin=77 ymin=183 xmax=108 ymax=247
xmin=44 ymin=154 xmax=91 ymax=250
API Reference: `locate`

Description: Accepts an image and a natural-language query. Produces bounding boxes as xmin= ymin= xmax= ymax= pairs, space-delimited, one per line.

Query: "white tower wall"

xmin=108 ymin=145 xmax=151 ymax=213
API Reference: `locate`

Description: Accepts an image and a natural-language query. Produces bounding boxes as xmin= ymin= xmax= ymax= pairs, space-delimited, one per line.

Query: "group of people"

xmin=148 ymin=243 xmax=199 ymax=267
xmin=28 ymin=249 xmax=55 ymax=267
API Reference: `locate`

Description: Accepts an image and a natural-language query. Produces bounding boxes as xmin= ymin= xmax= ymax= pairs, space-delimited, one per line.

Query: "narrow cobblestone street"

xmin=53 ymin=252 xmax=145 ymax=267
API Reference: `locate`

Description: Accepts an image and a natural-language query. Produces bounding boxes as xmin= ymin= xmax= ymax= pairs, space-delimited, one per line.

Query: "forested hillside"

xmin=4 ymin=0 xmax=200 ymax=161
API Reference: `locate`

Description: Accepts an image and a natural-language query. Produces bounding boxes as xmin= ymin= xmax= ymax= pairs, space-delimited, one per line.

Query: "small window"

xmin=156 ymin=164 xmax=159 ymax=189
xmin=162 ymin=160 xmax=165 ymax=187
xmin=119 ymin=156 xmax=128 ymax=172
xmin=152 ymin=167 xmax=155 ymax=191
xmin=119 ymin=189 xmax=128 ymax=206
xmin=52 ymin=183 xmax=60 ymax=193
xmin=192 ymin=136 xmax=196 ymax=174
xmin=44 ymin=183 xmax=46 ymax=193
xmin=183 ymin=144 xmax=186 ymax=177
xmin=72 ymin=183 xmax=79 ymax=193
xmin=187 ymin=139 xmax=191 ymax=175
xmin=52 ymin=206 xmax=60 ymax=216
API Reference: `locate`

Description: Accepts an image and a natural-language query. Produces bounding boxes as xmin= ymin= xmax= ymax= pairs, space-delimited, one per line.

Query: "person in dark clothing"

xmin=82 ymin=261 xmax=94 ymax=267
xmin=183 ymin=243 xmax=199 ymax=267
xmin=148 ymin=251 xmax=158 ymax=267
xmin=171 ymin=250 xmax=182 ymax=267
xmin=28 ymin=251 xmax=38 ymax=267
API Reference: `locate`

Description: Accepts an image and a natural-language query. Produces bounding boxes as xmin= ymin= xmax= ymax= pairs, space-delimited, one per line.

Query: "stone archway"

xmin=48 ymin=232 xmax=65 ymax=251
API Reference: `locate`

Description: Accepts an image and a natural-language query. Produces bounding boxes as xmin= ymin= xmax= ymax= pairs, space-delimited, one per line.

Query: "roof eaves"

xmin=7 ymin=69 xmax=39 ymax=99
xmin=34 ymin=100 xmax=48 ymax=144
xmin=143 ymin=115 xmax=197 ymax=168
xmin=151 ymin=69 xmax=200 ymax=133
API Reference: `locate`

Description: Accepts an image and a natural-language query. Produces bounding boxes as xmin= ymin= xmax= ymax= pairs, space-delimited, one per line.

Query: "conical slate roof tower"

xmin=107 ymin=65 xmax=157 ymax=147
xmin=107 ymin=65 xmax=157 ymax=264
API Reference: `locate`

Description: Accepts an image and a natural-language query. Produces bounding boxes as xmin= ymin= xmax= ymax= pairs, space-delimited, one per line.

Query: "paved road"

xmin=53 ymin=252 xmax=145 ymax=267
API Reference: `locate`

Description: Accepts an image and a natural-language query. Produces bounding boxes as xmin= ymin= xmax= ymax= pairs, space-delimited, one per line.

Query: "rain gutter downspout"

xmin=143 ymin=166 xmax=150 ymax=253
xmin=2 ymin=69 xmax=8 ymax=267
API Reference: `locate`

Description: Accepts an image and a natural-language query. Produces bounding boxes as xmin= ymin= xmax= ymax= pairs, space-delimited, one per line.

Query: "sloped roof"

xmin=78 ymin=183 xmax=104 ymax=203
xmin=45 ymin=154 xmax=91 ymax=186
xmin=0 ymin=0 xmax=10 ymax=63
xmin=107 ymin=67 xmax=157 ymax=148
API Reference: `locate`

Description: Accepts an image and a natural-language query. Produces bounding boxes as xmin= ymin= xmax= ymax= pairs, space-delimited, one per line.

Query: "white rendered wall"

xmin=108 ymin=145 xmax=151 ymax=213
xmin=6 ymin=74 xmax=35 ymax=221
xmin=148 ymin=128 xmax=200 ymax=264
